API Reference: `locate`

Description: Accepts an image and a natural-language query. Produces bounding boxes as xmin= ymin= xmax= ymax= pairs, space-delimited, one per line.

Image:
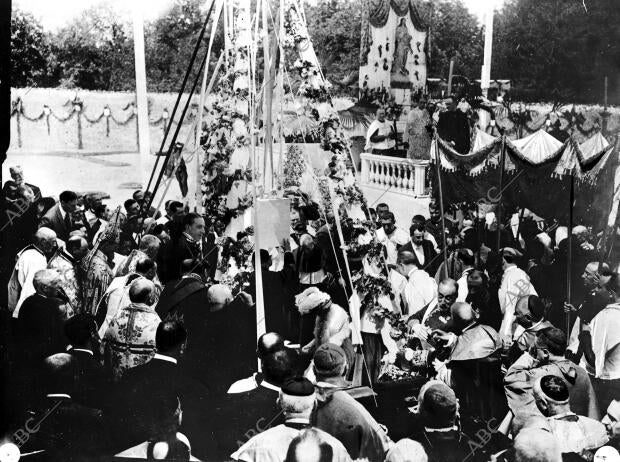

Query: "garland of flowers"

xmin=351 ymin=271 xmax=394 ymax=320
xmin=283 ymin=4 xmax=331 ymax=103
xmin=281 ymin=144 xmax=306 ymax=189
xmin=200 ymin=9 xmax=254 ymax=227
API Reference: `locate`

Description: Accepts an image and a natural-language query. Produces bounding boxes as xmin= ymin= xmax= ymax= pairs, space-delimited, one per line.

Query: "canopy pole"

xmin=515 ymin=207 xmax=525 ymax=248
xmin=447 ymin=59 xmax=455 ymax=96
xmin=496 ymin=136 xmax=506 ymax=251
xmin=432 ymin=136 xmax=449 ymax=278
xmin=566 ymin=173 xmax=574 ymax=335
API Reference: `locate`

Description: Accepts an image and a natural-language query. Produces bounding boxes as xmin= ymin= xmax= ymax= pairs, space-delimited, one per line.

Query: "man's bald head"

xmin=138 ymin=234 xmax=161 ymax=260
xmin=67 ymin=235 xmax=88 ymax=261
xmin=33 ymin=269 xmax=61 ymax=297
xmin=514 ymin=427 xmax=561 ymax=462
xmin=44 ymin=353 xmax=78 ymax=395
xmin=515 ymin=295 xmax=546 ymax=328
xmin=450 ymin=302 xmax=476 ymax=331
xmin=134 ymin=255 xmax=157 ymax=280
xmin=129 ymin=278 xmax=156 ymax=305
xmin=35 ymin=227 xmax=58 ymax=255
xmin=258 ymin=332 xmax=285 ymax=359
xmin=396 ymin=250 xmax=421 ymax=277
xmin=207 ymin=284 xmax=233 ymax=311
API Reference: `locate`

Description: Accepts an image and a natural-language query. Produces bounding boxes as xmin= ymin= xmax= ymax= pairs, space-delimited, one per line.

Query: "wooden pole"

xmin=605 ymin=76 xmax=609 ymax=110
xmin=496 ymin=136 xmax=506 ymax=251
xmin=432 ymin=136 xmax=449 ymax=277
xmin=481 ymin=5 xmax=494 ymax=99
xmin=132 ymin=2 xmax=151 ymax=189
xmin=277 ymin=0 xmax=285 ymax=182
xmin=566 ymin=173 xmax=574 ymax=334
xmin=447 ymin=59 xmax=455 ymax=96
xmin=262 ymin=0 xmax=274 ymax=192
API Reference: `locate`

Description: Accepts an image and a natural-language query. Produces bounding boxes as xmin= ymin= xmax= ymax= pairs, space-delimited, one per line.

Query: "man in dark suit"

xmin=437 ymin=95 xmax=471 ymax=154
xmin=65 ymin=314 xmax=108 ymax=409
xmin=2 ymin=165 xmax=41 ymax=202
xmin=17 ymin=269 xmax=67 ymax=368
xmin=114 ymin=320 xmax=215 ymax=458
xmin=401 ymin=223 xmax=438 ymax=276
xmin=25 ymin=353 xmax=109 ymax=462
xmin=211 ymin=343 xmax=298 ymax=459
xmin=167 ymin=213 xmax=218 ymax=282
xmin=39 ymin=190 xmax=79 ymax=242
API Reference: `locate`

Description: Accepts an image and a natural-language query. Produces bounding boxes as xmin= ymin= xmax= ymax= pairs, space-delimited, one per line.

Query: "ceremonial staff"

xmin=566 ymin=171 xmax=574 ymax=335
xmin=495 ymin=135 xmax=506 ymax=251
xmin=432 ymin=133 xmax=449 ymax=278
xmin=137 ymin=0 xmax=217 ymax=223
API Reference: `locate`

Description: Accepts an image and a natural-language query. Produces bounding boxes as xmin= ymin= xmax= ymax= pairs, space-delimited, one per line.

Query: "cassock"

xmin=48 ymin=248 xmax=81 ymax=319
xmin=443 ymin=323 xmax=504 ymax=419
xmin=156 ymin=275 xmax=209 ymax=320
xmin=17 ymin=293 xmax=67 ymax=366
xmin=68 ymin=347 xmax=109 ymax=410
xmin=437 ymin=109 xmax=471 ymax=154
xmin=211 ymin=382 xmax=283 ymax=460
xmin=110 ymin=353 xmax=215 ymax=457
xmin=247 ymin=268 xmax=299 ymax=341
xmin=183 ymin=298 xmax=256 ymax=394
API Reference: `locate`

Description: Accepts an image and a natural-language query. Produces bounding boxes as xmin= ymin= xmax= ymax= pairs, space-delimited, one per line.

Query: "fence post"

xmin=75 ymin=105 xmax=83 ymax=150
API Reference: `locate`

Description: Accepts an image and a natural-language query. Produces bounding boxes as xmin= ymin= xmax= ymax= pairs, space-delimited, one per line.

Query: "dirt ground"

xmin=3 ymin=150 xmax=191 ymax=211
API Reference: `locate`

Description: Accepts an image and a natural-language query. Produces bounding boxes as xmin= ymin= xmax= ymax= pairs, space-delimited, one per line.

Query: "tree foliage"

xmin=49 ymin=4 xmax=134 ymax=90
xmin=145 ymin=0 xmax=224 ymax=92
xmin=493 ymin=0 xmax=620 ymax=103
xmin=11 ymin=9 xmax=51 ymax=87
xmin=304 ymin=0 xmax=362 ymax=85
xmin=8 ymin=0 xmax=620 ymax=104
xmin=418 ymin=0 xmax=484 ymax=80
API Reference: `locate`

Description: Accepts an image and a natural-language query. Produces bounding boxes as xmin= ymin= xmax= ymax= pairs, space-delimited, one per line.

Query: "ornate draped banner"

xmin=359 ymin=0 xmax=427 ymax=94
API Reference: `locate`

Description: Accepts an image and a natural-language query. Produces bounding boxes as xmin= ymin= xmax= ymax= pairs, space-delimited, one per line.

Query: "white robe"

xmin=365 ymin=120 xmax=395 ymax=151
xmin=498 ymin=265 xmax=538 ymax=337
xmin=8 ymin=246 xmax=48 ymax=318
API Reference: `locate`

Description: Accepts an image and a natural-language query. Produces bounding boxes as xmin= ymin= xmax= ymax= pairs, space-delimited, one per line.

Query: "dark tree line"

xmin=10 ymin=0 xmax=620 ymax=104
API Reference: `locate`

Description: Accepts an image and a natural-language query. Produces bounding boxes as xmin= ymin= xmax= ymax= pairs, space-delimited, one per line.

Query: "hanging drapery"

xmin=368 ymin=0 xmax=427 ymax=30
xmin=431 ymin=129 xmax=617 ymax=229
xmin=505 ymin=129 xmax=567 ymax=167
xmin=433 ymin=129 xmax=501 ymax=175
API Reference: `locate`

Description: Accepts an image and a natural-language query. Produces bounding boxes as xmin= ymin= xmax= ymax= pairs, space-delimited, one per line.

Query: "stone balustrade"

xmin=360 ymin=153 xmax=429 ymax=197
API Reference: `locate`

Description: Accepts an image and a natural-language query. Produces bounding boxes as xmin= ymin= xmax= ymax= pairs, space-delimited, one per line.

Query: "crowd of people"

xmin=1 ymin=160 xmax=620 ymax=462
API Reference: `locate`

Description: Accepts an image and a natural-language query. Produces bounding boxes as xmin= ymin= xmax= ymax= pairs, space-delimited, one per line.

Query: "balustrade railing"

xmin=360 ymin=153 xmax=429 ymax=197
